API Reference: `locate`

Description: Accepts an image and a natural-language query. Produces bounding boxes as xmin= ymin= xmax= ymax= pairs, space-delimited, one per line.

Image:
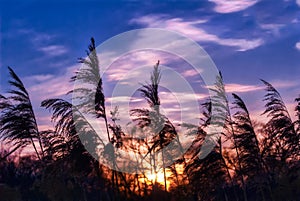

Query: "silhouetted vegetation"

xmin=0 ymin=38 xmax=299 ymax=201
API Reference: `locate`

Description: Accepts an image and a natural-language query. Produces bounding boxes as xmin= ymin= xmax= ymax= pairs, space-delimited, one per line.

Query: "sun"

xmin=145 ymin=171 xmax=165 ymax=183
xmin=145 ymin=172 xmax=156 ymax=182
xmin=144 ymin=170 xmax=171 ymax=190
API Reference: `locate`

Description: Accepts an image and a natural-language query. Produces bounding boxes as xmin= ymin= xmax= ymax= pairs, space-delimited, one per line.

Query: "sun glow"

xmin=144 ymin=170 xmax=171 ymax=190
xmin=141 ymin=164 xmax=185 ymax=191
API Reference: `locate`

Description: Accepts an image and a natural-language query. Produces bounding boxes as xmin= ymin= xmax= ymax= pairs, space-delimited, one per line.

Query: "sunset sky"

xmin=1 ymin=0 xmax=300 ymax=130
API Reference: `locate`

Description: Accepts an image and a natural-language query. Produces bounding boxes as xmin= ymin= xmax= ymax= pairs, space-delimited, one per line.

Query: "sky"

xmin=1 ymin=0 xmax=300 ymax=131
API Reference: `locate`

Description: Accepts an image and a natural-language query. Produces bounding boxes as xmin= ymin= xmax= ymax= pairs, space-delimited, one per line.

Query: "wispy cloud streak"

xmin=131 ymin=15 xmax=264 ymax=51
xmin=39 ymin=45 xmax=68 ymax=56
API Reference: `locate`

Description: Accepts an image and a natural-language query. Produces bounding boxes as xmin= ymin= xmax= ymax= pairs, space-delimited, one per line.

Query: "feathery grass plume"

xmin=294 ymin=96 xmax=300 ymax=146
xmin=41 ymin=99 xmax=76 ymax=137
xmin=232 ymin=93 xmax=261 ymax=177
xmin=261 ymin=80 xmax=299 ymax=172
xmin=41 ymin=98 xmax=104 ymax=160
xmin=0 ymin=67 xmax=43 ymax=160
xmin=232 ymin=93 xmax=270 ymax=200
xmin=139 ymin=61 xmax=161 ymax=111
xmin=40 ymin=97 xmax=107 ymax=197
xmin=130 ymin=61 xmax=179 ymax=192
xmin=70 ymin=37 xmax=111 ymax=142
xmin=70 ymin=38 xmax=103 ymax=115
xmin=185 ymin=73 xmax=242 ymax=201
xmin=184 ymin=98 xmax=229 ymax=201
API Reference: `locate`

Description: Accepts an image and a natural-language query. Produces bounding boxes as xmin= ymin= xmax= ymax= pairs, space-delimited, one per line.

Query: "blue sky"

xmin=1 ymin=0 xmax=300 ymax=129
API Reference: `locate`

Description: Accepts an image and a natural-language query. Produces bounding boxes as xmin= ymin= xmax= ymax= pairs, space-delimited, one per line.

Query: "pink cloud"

xmin=182 ymin=69 xmax=200 ymax=77
xmin=270 ymin=80 xmax=298 ymax=88
xmin=225 ymin=83 xmax=263 ymax=93
xmin=25 ymin=66 xmax=76 ymax=99
xmin=209 ymin=0 xmax=258 ymax=13
xmin=224 ymin=80 xmax=298 ymax=94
